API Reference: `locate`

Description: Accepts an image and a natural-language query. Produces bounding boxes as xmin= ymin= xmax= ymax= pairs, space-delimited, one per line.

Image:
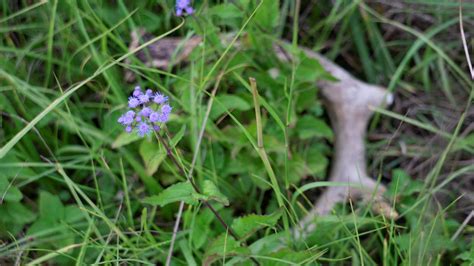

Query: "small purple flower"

xmin=128 ymin=97 xmax=140 ymax=108
xmin=118 ymin=87 xmax=172 ymax=137
xmin=138 ymin=94 xmax=149 ymax=104
xmin=133 ymin=86 xmax=142 ymax=97
xmin=176 ymin=0 xmax=193 ymax=16
xmin=158 ymin=113 xmax=170 ymax=123
xmin=153 ymin=93 xmax=168 ymax=104
xmin=138 ymin=122 xmax=151 ymax=137
xmin=149 ymin=112 xmax=160 ymax=123
xmin=140 ymin=107 xmax=152 ymax=117
xmin=118 ymin=112 xmax=134 ymax=125
xmin=161 ymin=104 xmax=172 ymax=115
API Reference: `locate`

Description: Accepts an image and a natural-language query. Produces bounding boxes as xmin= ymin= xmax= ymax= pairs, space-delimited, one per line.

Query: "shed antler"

xmin=295 ymin=50 xmax=398 ymax=235
xmin=126 ymin=31 xmax=398 ymax=236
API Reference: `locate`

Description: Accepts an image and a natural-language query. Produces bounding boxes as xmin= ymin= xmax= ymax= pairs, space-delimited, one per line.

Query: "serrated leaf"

xmin=143 ymin=182 xmax=198 ymax=207
xmin=232 ymin=210 xmax=282 ymax=239
xmin=202 ymin=180 xmax=229 ymax=206
xmin=139 ymin=139 xmax=166 ymax=176
xmin=295 ymin=115 xmax=333 ymax=141
xmin=112 ymin=131 xmax=141 ymax=148
xmin=203 ymin=234 xmax=249 ymax=266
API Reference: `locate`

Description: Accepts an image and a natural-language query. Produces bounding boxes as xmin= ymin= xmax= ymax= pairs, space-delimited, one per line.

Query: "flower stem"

xmin=155 ymin=132 xmax=260 ymax=265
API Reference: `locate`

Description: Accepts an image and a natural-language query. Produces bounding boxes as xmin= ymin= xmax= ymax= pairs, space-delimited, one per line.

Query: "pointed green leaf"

xmin=295 ymin=115 xmax=333 ymax=141
xmin=143 ymin=182 xmax=198 ymax=207
xmin=211 ymin=94 xmax=252 ymax=120
xmin=202 ymin=180 xmax=229 ymax=206
xmin=139 ymin=139 xmax=166 ymax=176
xmin=203 ymin=234 xmax=249 ymax=266
xmin=0 ymin=178 xmax=22 ymax=202
xmin=39 ymin=191 xmax=64 ymax=222
xmin=232 ymin=210 xmax=282 ymax=239
xmin=112 ymin=131 xmax=141 ymax=148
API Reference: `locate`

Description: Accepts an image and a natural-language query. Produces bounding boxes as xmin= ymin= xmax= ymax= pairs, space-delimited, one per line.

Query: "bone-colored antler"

xmin=126 ymin=32 xmax=398 ymax=237
xmin=294 ymin=49 xmax=398 ymax=235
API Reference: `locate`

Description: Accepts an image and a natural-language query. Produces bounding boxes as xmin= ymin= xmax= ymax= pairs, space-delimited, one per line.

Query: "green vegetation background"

xmin=0 ymin=0 xmax=473 ymax=265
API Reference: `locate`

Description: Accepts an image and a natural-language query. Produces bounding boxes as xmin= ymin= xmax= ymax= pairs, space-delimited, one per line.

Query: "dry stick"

xmin=156 ymin=133 xmax=260 ymax=265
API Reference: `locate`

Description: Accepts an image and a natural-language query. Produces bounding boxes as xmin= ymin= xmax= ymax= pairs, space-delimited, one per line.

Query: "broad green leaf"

xmin=112 ymin=131 xmax=141 ymax=148
xmin=139 ymin=139 xmax=166 ymax=176
xmin=5 ymin=202 xmax=36 ymax=224
xmin=190 ymin=208 xmax=215 ymax=249
xmin=203 ymin=234 xmax=249 ymax=266
xmin=64 ymin=205 xmax=84 ymax=223
xmin=232 ymin=210 xmax=282 ymax=239
xmin=209 ymin=4 xmax=242 ymax=20
xmin=294 ymin=53 xmax=325 ymax=83
xmin=39 ymin=191 xmax=64 ymax=222
xmin=143 ymin=182 xmax=198 ymax=207
xmin=202 ymin=180 xmax=229 ymax=206
xmin=306 ymin=146 xmax=329 ymax=177
xmin=211 ymin=94 xmax=252 ymax=120
xmin=0 ymin=178 xmax=22 ymax=202
xmin=253 ymin=0 xmax=279 ymax=30
xmin=295 ymin=115 xmax=333 ymax=141
xmin=387 ymin=169 xmax=423 ymax=197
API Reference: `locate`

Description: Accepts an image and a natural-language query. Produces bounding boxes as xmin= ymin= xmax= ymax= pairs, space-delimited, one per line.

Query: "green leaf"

xmin=202 ymin=180 xmax=229 ymax=206
xmin=139 ymin=139 xmax=166 ymax=176
xmin=5 ymin=202 xmax=36 ymax=224
xmin=0 ymin=178 xmax=22 ymax=202
xmin=64 ymin=205 xmax=84 ymax=223
xmin=39 ymin=191 xmax=64 ymax=222
xmin=203 ymin=234 xmax=249 ymax=266
xmin=112 ymin=131 xmax=141 ymax=148
xmin=170 ymin=125 xmax=187 ymax=147
xmin=209 ymin=4 xmax=243 ymax=20
xmin=293 ymin=52 xmax=329 ymax=84
xmin=253 ymin=0 xmax=279 ymax=30
xmin=267 ymin=248 xmax=325 ymax=265
xmin=232 ymin=210 xmax=282 ymax=239
xmin=306 ymin=146 xmax=329 ymax=177
xmin=387 ymin=169 xmax=423 ymax=197
xmin=211 ymin=94 xmax=252 ymax=120
xmin=295 ymin=115 xmax=333 ymax=141
xmin=143 ymin=182 xmax=198 ymax=207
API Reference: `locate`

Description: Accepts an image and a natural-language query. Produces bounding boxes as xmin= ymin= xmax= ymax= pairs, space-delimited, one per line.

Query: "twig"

xmin=165 ymin=200 xmax=185 ymax=266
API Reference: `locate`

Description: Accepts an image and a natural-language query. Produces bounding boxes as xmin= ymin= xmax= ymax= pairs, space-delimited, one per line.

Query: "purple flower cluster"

xmin=118 ymin=86 xmax=172 ymax=137
xmin=176 ymin=0 xmax=193 ymax=16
